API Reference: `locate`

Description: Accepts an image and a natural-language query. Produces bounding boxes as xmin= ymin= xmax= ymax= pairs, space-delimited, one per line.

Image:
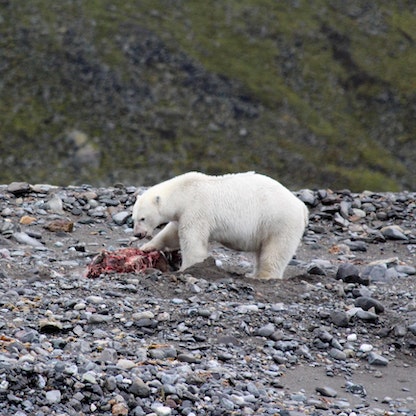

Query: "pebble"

xmin=45 ymin=389 xmax=62 ymax=404
xmin=330 ymin=310 xmax=349 ymax=327
xmin=368 ymin=352 xmax=389 ymax=366
xmin=316 ymin=386 xmax=338 ymax=397
xmin=354 ymin=296 xmax=385 ymax=314
xmin=12 ymin=231 xmax=44 ymax=248
xmin=112 ymin=211 xmax=131 ymax=225
xmin=336 ymin=263 xmax=362 ymax=284
xmin=381 ymin=225 xmax=408 ymax=240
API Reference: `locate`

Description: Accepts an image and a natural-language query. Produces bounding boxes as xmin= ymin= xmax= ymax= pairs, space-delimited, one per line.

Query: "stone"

xmin=361 ymin=264 xmax=389 ymax=283
xmin=45 ymin=389 xmax=62 ymax=404
xmin=44 ymin=219 xmax=74 ymax=232
xmin=345 ymin=381 xmax=367 ymax=397
xmin=19 ymin=215 xmax=37 ymax=225
xmin=257 ymin=323 xmax=276 ymax=337
xmin=12 ymin=232 xmax=44 ymax=248
xmin=381 ymin=225 xmax=408 ymax=240
xmin=359 ymin=343 xmax=373 ymax=352
xmin=368 ymin=352 xmax=388 ymax=366
xmin=334 ymin=212 xmax=349 ymax=227
xmin=297 ymin=189 xmax=318 ymax=206
xmin=307 ymin=262 xmax=326 ymax=276
xmin=408 ymin=322 xmax=416 ymax=336
xmin=47 ymin=195 xmax=65 ymax=214
xmin=330 ymin=311 xmax=349 ymax=327
xmin=117 ymin=359 xmax=136 ymax=369
xmin=112 ymin=211 xmax=131 ymax=225
xmin=329 ymin=348 xmax=347 ymax=361
xmin=39 ymin=319 xmax=63 ymax=333
xmin=395 ymin=265 xmax=416 ymax=275
xmin=129 ymin=378 xmax=150 ymax=397
xmin=336 ymin=263 xmax=361 ymax=284
xmin=355 ymin=309 xmax=379 ymax=322
xmin=354 ymin=297 xmax=385 ymax=314
xmin=316 ymin=386 xmax=337 ymax=397
xmin=112 ymin=402 xmax=129 ymax=416
xmin=7 ymin=182 xmax=31 ymax=196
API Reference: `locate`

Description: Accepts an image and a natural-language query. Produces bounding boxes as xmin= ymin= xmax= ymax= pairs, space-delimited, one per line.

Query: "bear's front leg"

xmin=140 ymin=222 xmax=180 ymax=252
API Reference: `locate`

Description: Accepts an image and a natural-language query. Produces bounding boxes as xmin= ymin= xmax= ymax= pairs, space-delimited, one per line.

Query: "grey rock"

xmin=408 ymin=322 xmax=416 ymax=336
xmin=334 ymin=212 xmax=349 ymax=227
xmin=329 ymin=348 xmax=347 ymax=361
xmin=129 ymin=378 xmax=151 ymax=397
xmin=257 ymin=323 xmax=276 ymax=337
xmin=307 ymin=262 xmax=326 ymax=276
xmin=381 ymin=225 xmax=408 ymax=240
xmin=88 ymin=314 xmax=112 ymax=324
xmin=355 ymin=309 xmax=379 ymax=322
xmin=368 ymin=352 xmax=388 ymax=366
xmin=316 ymin=329 xmax=333 ymax=342
xmin=335 ymin=263 xmax=362 ymax=283
xmin=46 ymin=195 xmax=64 ymax=214
xmin=330 ymin=310 xmax=349 ymax=327
xmin=343 ymin=239 xmax=367 ymax=252
xmin=148 ymin=347 xmax=177 ymax=360
xmin=45 ymin=389 xmax=62 ymax=404
xmin=316 ymin=385 xmax=337 ymax=397
xmin=7 ymin=182 xmax=31 ymax=196
xmin=99 ymin=348 xmax=118 ymax=362
xmin=297 ymin=189 xmax=318 ymax=206
xmin=12 ymin=232 xmax=44 ymax=248
xmin=345 ymin=381 xmax=367 ymax=397
xmin=393 ymin=324 xmax=407 ymax=337
xmin=112 ymin=211 xmax=131 ymax=225
xmin=361 ymin=264 xmax=389 ymax=283
xmin=395 ymin=265 xmax=416 ymax=275
xmin=354 ymin=296 xmax=385 ymax=314
xmin=177 ymin=353 xmax=201 ymax=364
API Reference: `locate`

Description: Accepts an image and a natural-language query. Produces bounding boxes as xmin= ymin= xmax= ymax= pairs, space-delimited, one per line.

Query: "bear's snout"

xmin=134 ymin=230 xmax=148 ymax=239
xmin=133 ymin=224 xmax=148 ymax=239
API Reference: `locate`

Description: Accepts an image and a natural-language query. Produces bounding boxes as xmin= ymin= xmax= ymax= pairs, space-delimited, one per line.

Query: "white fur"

xmin=132 ymin=172 xmax=308 ymax=279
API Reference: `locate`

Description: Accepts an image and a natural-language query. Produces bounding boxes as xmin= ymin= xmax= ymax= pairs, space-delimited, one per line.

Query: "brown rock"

xmin=44 ymin=219 xmax=74 ymax=232
xmin=19 ymin=215 xmax=37 ymax=225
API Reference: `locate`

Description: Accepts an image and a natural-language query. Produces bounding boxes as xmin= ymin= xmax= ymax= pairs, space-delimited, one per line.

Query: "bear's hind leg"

xmin=254 ymin=236 xmax=298 ymax=280
xmin=178 ymin=228 xmax=209 ymax=271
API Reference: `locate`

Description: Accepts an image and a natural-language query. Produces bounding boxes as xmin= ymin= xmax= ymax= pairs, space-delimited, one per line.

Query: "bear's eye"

xmin=140 ymin=217 xmax=145 ymax=221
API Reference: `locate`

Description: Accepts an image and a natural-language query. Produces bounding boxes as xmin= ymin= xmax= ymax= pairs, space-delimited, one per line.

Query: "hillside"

xmin=0 ymin=1 xmax=415 ymax=190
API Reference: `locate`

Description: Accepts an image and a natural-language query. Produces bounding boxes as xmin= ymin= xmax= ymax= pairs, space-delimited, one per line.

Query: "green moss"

xmin=0 ymin=0 xmax=414 ymax=190
xmin=326 ymin=165 xmax=400 ymax=192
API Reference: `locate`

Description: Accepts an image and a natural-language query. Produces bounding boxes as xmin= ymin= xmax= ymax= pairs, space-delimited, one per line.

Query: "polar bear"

xmin=132 ymin=172 xmax=308 ymax=279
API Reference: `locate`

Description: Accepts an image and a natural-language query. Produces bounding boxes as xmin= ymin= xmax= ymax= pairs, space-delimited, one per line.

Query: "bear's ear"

xmin=154 ymin=195 xmax=161 ymax=205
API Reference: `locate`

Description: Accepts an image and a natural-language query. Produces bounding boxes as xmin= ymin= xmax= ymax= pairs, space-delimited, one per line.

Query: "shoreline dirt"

xmin=0 ymin=183 xmax=415 ymax=415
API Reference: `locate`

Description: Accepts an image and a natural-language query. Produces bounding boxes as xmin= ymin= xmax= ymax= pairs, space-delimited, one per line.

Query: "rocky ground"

xmin=0 ymin=181 xmax=415 ymax=416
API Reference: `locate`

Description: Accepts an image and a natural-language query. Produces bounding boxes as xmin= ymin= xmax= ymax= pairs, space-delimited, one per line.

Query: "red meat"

xmin=86 ymin=248 xmax=180 ymax=278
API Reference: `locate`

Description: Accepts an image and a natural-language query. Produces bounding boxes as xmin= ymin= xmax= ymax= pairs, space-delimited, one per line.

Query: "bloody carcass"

xmin=86 ymin=248 xmax=180 ymax=278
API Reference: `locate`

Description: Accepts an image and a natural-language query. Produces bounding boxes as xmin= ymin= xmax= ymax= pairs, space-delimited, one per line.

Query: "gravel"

xmin=0 ymin=182 xmax=415 ymax=415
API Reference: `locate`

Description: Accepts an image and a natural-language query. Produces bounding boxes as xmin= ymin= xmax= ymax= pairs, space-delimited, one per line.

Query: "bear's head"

xmin=132 ymin=192 xmax=162 ymax=239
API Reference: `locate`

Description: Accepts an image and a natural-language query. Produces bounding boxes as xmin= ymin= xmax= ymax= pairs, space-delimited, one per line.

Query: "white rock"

xmin=236 ymin=304 xmax=259 ymax=313
xmin=132 ymin=311 xmax=155 ymax=320
xmin=117 ymin=359 xmax=137 ymax=370
xmin=86 ymin=295 xmax=105 ymax=304
xmin=45 ymin=389 xmax=62 ymax=404
xmin=152 ymin=404 xmax=172 ymax=416
xmin=347 ymin=333 xmax=357 ymax=342
xmin=359 ymin=343 xmax=373 ymax=352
